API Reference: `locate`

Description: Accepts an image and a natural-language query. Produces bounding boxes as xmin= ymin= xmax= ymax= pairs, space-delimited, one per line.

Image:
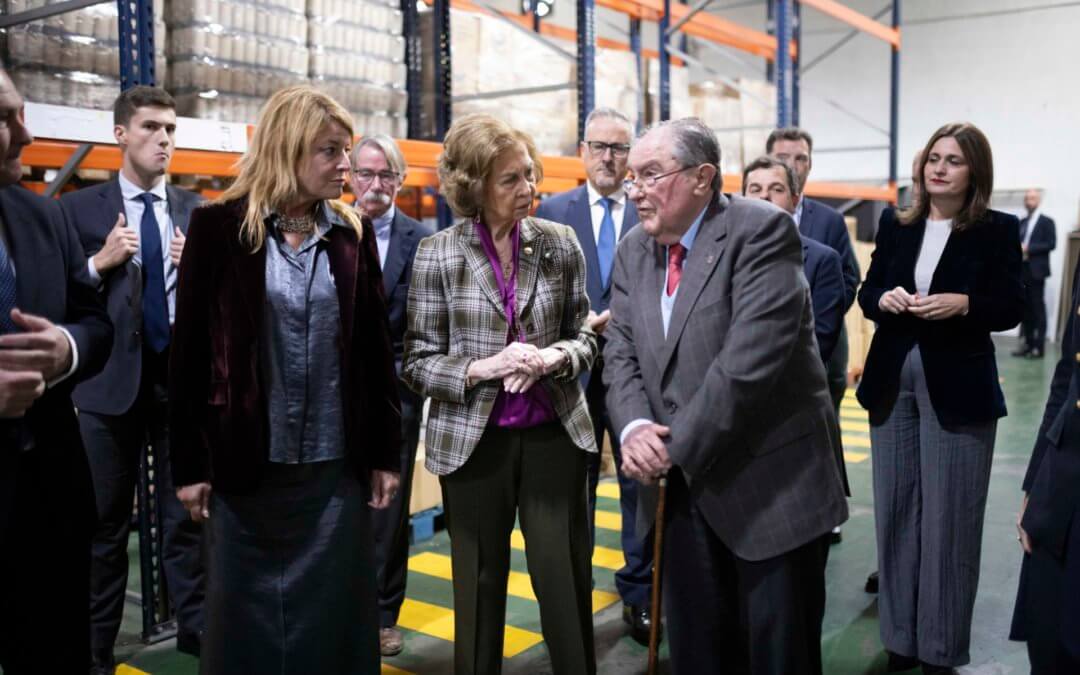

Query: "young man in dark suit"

xmin=348 ymin=134 xmax=434 ymax=657
xmin=535 ymin=108 xmax=657 ymax=645
xmin=768 ymin=126 xmax=859 ymax=544
xmin=1014 ymin=188 xmax=1057 ymax=358
xmin=60 ymin=86 xmax=206 ymax=674
xmin=0 ymin=67 xmax=114 ymax=675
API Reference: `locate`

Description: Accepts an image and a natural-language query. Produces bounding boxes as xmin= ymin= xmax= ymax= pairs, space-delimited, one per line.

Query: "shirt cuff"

xmin=47 ymin=325 xmax=80 ymax=388
xmin=620 ymin=418 xmax=654 ymax=445
xmin=87 ymin=257 xmax=103 ymax=288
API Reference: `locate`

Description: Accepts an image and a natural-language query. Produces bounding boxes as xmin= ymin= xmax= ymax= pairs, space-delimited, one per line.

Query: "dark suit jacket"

xmin=168 ymin=199 xmax=401 ymax=495
xmin=603 ymin=194 xmax=848 ymax=562
xmin=381 ymin=208 xmax=434 ymax=367
xmin=1020 ymin=259 xmax=1080 ymax=559
xmin=0 ymin=184 xmax=111 ymax=474
xmin=1020 ymin=213 xmax=1056 ymax=280
xmin=536 ymin=184 xmax=639 ymax=392
xmin=802 ymin=235 xmax=845 ymax=364
xmin=799 ymin=197 xmax=860 ymax=311
xmin=60 ymin=180 xmax=203 ymax=415
xmin=856 ymin=208 xmax=1025 ymax=427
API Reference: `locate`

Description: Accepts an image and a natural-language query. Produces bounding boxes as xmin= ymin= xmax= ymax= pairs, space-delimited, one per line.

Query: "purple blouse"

xmin=474 ymin=220 xmax=558 ymax=428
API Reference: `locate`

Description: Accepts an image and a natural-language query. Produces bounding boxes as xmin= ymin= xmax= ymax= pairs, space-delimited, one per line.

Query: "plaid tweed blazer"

xmin=402 ymin=216 xmax=598 ymax=476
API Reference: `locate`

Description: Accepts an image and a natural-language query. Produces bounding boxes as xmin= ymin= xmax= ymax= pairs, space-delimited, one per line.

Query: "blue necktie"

xmin=138 ymin=193 xmax=170 ymax=352
xmin=0 ymin=234 xmax=17 ymax=334
xmin=597 ymin=197 xmax=616 ymax=289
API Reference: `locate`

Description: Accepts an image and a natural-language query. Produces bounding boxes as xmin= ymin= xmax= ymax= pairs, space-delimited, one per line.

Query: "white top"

xmin=915 ymin=217 xmax=953 ymax=297
xmin=372 ymin=205 xmax=396 ymax=269
xmin=1022 ymin=209 xmax=1040 ymax=247
xmin=586 ymin=181 xmax=627 ymax=245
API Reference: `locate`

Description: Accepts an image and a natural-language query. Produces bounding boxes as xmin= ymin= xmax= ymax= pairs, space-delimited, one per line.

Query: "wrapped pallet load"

xmin=4 ymin=0 xmax=166 ymax=110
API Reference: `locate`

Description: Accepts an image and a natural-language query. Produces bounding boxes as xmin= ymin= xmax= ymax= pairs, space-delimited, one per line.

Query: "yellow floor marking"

xmin=382 ymin=664 xmax=415 ymax=674
xmin=840 ymin=420 xmax=870 ymax=434
xmin=594 ymin=510 xmax=622 ymax=532
xmin=409 ymin=552 xmax=619 ymax=611
xmin=843 ymin=451 xmax=869 ymax=464
xmin=596 ymin=482 xmax=621 ymax=500
xmin=840 ymin=399 xmax=864 ymax=411
xmin=510 ymin=530 xmax=625 ymax=571
xmin=840 ymin=408 xmax=869 ymax=421
xmin=841 ymin=435 xmax=871 ymax=449
xmin=397 ymin=597 xmax=543 ymax=657
xmin=116 ymin=666 xmax=149 ymax=675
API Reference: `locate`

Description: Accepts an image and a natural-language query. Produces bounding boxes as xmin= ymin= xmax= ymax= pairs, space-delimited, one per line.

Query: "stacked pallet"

xmin=689 ymin=77 xmax=776 ymax=174
xmin=167 ymin=0 xmax=309 ymax=122
xmin=5 ymin=0 xmax=166 ymax=110
xmin=307 ymin=0 xmax=408 ymax=138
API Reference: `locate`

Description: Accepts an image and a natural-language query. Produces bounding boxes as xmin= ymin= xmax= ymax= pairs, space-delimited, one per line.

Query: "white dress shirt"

xmin=1022 ymin=209 xmax=1040 ymax=248
xmin=372 ymin=205 xmax=396 ymax=270
xmin=585 ymin=181 xmax=627 ymax=246
xmin=88 ymin=172 xmax=179 ymax=323
xmin=793 ymin=197 xmax=805 ymax=227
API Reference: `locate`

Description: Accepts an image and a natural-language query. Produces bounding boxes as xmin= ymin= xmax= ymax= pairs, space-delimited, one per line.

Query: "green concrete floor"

xmin=98 ymin=336 xmax=1058 ymax=674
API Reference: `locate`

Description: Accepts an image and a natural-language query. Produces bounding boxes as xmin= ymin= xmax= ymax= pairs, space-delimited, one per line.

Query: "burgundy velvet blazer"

xmin=168 ymin=199 xmax=402 ymax=495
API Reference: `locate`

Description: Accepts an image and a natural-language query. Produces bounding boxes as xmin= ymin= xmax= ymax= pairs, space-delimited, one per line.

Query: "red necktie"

xmin=667 ymin=243 xmax=686 ymax=296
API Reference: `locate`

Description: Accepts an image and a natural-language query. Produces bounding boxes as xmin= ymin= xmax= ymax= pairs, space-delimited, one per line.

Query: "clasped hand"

xmin=469 ymin=342 xmax=567 ymax=394
xmin=0 ymin=309 xmax=73 ymax=417
xmin=878 ymin=287 xmax=968 ymax=320
xmin=622 ymin=423 xmax=672 ymax=485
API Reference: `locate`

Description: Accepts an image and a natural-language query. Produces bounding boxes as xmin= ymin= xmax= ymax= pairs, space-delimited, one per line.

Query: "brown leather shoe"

xmin=380 ymin=627 xmax=404 ymax=657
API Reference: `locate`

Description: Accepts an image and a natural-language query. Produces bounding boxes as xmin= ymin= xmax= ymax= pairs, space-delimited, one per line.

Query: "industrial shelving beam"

xmin=402 ymin=0 xmax=424 ymax=138
xmin=577 ymin=0 xmax=597 ymax=141
xmin=117 ymin=0 xmax=156 ymax=89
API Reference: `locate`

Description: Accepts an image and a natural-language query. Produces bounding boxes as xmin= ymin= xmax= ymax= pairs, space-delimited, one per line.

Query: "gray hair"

xmin=647 ymin=117 xmax=722 ymax=192
xmin=584 ymin=107 xmax=634 ymax=137
xmin=351 ymin=134 xmax=407 ymax=178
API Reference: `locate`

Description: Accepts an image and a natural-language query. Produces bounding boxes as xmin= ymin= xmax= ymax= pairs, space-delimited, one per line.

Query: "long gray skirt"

xmin=200 ymin=459 xmax=379 ymax=675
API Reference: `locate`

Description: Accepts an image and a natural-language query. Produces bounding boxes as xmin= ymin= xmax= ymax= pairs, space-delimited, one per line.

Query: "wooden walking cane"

xmin=647 ymin=475 xmax=668 ymax=675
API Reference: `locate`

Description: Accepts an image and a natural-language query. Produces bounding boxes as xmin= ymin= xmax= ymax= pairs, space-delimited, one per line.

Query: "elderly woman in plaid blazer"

xmin=403 ymin=114 xmax=598 ymax=674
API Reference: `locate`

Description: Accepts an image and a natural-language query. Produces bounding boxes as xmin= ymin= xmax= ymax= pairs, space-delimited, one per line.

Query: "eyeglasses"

xmin=584 ymin=141 xmax=631 ymax=158
xmin=622 ymin=165 xmax=694 ymax=193
xmin=352 ymin=169 xmax=400 ymax=184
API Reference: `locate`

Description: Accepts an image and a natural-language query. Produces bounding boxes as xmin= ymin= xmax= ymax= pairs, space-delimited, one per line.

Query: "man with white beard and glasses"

xmin=348 ymin=134 xmax=433 ymax=657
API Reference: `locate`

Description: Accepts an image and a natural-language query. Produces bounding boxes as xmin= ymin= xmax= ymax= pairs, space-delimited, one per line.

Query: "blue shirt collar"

xmin=671 ymin=203 xmax=708 ymax=253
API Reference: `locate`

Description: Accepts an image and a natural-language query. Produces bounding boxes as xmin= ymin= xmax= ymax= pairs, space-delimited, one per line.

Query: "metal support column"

xmin=629 ymin=18 xmax=645 ymax=132
xmin=659 ymin=0 xmax=672 ymax=121
xmin=766 ymin=0 xmax=775 ymax=83
xmin=774 ymin=0 xmax=792 ymax=127
xmin=136 ymin=448 xmax=175 ymax=644
xmin=533 ymin=3 xmax=541 ymax=32
xmin=433 ymin=0 xmax=454 ymax=229
xmin=888 ymin=1 xmax=900 ymax=187
xmin=402 ymin=0 xmax=422 ymax=138
xmin=117 ymin=0 xmax=156 ymax=88
xmin=577 ymin=0 xmax=596 ymax=141
xmin=792 ymin=0 xmax=801 ymax=125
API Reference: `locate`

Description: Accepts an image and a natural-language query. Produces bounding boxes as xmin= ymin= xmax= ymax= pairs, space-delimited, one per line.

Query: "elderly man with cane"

xmin=603 ymin=118 xmax=847 ymax=674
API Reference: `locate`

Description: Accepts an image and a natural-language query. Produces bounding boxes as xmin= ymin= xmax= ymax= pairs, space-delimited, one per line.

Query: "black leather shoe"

xmin=89 ymin=647 xmax=115 ymax=675
xmin=176 ymin=630 xmax=202 ymax=657
xmin=885 ymin=650 xmax=919 ymax=672
xmin=865 ymin=571 xmax=879 ymax=593
xmin=622 ymin=604 xmax=662 ymax=647
xmin=829 ymin=526 xmax=842 ymax=545
xmin=1011 ymin=347 xmax=1032 ymax=357
xmin=1027 ymin=348 xmax=1044 ymax=359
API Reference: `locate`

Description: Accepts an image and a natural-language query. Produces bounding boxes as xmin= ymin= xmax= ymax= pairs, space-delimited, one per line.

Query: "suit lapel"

xmin=515 ymin=218 xmax=542 ymax=319
xmin=380 ymin=210 xmax=410 ymax=294
xmin=638 ymin=235 xmax=667 ymax=372
xmin=0 ymin=191 xmax=45 ymax=314
xmin=658 ymin=199 xmax=728 ymax=375
xmin=101 ymin=180 xmax=125 ymax=235
xmin=166 ymin=184 xmax=195 ymax=235
xmin=567 ymin=187 xmax=602 ymax=299
xmin=798 ymin=197 xmax=814 ymax=238
xmin=459 ymin=221 xmax=506 ymax=315
xmin=621 ymin=200 xmax=640 ymax=236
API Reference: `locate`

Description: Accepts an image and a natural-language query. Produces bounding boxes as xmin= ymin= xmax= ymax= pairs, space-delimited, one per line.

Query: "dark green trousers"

xmin=440 ymin=422 xmax=596 ymax=675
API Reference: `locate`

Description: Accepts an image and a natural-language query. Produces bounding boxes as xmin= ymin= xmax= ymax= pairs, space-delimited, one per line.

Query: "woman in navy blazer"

xmin=857 ymin=122 xmax=1024 ymax=674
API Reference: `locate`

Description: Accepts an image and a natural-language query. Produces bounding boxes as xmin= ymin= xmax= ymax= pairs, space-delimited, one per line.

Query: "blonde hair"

xmin=219 ymin=85 xmax=363 ymax=251
xmin=437 ymin=113 xmax=544 ymax=219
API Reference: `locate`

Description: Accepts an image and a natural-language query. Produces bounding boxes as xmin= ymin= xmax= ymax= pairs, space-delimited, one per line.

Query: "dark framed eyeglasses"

xmin=352 ymin=169 xmax=400 ymax=184
xmin=622 ymin=165 xmax=694 ymax=193
xmin=584 ymin=141 xmax=631 ymax=158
